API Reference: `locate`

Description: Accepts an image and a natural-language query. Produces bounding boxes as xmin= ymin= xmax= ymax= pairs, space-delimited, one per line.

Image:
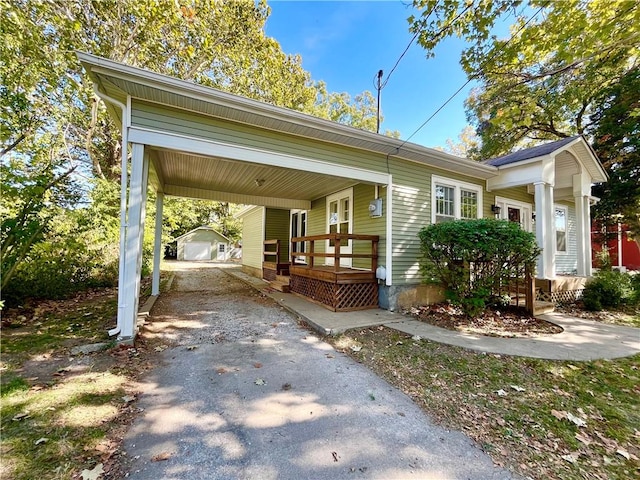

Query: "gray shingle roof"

xmin=484 ymin=136 xmax=580 ymax=167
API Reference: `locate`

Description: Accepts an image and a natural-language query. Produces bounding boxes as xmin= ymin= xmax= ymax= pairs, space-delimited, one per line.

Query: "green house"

xmin=79 ymin=53 xmax=607 ymax=340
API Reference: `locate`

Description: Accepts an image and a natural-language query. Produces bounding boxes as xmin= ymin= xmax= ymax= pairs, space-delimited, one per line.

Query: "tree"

xmin=435 ymin=125 xmax=479 ymax=157
xmin=409 ymin=0 xmax=639 ymax=157
xmin=589 ymin=68 xmax=640 ymax=242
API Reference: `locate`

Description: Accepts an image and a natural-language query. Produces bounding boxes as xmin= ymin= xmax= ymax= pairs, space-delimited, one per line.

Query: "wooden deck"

xmin=264 ymin=234 xmax=380 ymax=312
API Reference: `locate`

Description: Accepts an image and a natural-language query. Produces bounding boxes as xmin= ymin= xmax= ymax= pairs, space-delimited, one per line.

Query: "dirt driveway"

xmin=123 ymin=264 xmax=516 ymax=479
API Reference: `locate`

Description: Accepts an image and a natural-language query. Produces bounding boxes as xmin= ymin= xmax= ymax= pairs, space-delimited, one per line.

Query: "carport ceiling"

xmin=148 ymin=148 xmax=358 ymax=203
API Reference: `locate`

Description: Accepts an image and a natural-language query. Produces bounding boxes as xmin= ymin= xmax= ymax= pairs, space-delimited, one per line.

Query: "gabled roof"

xmin=484 ymin=136 xmax=581 ymax=166
xmin=174 ymin=226 xmax=230 ymax=242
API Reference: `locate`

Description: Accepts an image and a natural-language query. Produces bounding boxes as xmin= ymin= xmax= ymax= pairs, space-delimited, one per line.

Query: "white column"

xmin=133 ymin=152 xmax=150 ymax=316
xmin=120 ymin=143 xmax=146 ymax=340
xmin=575 ymin=194 xmax=586 ymax=276
xmin=583 ymin=196 xmax=592 ymax=276
xmin=152 ymin=192 xmax=164 ymax=296
xmin=534 ymin=182 xmax=556 ymax=279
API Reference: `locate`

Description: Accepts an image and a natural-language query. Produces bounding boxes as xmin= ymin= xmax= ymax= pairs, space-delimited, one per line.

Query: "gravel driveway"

xmin=123 ymin=264 xmax=517 ymax=479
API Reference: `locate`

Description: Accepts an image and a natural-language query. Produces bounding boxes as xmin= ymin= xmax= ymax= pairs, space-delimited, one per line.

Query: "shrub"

xmin=582 ymin=270 xmax=634 ymax=311
xmin=418 ymin=219 xmax=540 ymax=317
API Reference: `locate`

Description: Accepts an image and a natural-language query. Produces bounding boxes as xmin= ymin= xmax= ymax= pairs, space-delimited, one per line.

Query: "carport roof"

xmin=78 ymin=52 xmax=498 ymax=182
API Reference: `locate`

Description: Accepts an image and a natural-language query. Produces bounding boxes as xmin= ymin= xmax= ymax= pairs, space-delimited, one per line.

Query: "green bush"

xmin=419 ymin=219 xmax=541 ymax=317
xmin=582 ymin=270 xmax=634 ymax=311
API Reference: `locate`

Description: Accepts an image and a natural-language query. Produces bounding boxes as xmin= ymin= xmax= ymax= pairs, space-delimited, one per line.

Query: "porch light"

xmin=491 ymin=204 xmax=501 ymax=215
xmin=255 ymin=179 xmax=265 ymax=187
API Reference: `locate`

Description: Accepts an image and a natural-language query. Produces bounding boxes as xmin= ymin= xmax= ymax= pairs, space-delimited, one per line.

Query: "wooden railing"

xmin=290 ymin=234 xmax=379 ymax=272
xmin=263 ymin=239 xmax=280 ymax=264
xmin=503 ymin=265 xmax=535 ymax=314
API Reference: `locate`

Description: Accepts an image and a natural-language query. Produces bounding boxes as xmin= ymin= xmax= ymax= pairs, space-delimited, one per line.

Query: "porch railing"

xmin=263 ymin=239 xmax=280 ymax=265
xmin=290 ymin=233 xmax=379 ymax=272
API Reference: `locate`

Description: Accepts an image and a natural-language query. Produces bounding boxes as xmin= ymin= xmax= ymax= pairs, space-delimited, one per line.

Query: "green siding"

xmin=131 ymin=101 xmax=390 ymax=174
xmin=307 ymin=197 xmax=326 ymax=255
xmin=265 ymin=208 xmax=290 ymax=263
xmin=488 ymin=186 xmax=534 ymax=214
xmin=352 ymin=183 xmax=386 ymax=270
xmin=241 ymin=207 xmax=263 ymax=269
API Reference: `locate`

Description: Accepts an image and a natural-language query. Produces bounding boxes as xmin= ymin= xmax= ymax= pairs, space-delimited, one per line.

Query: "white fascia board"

xmin=164 ymin=184 xmax=311 ymax=210
xmin=487 ymin=160 xmax=546 ymax=191
xmin=128 ymin=127 xmax=389 ymax=185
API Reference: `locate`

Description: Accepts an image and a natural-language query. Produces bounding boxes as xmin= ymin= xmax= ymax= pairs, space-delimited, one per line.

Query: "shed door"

xmin=217 ymin=243 xmax=226 ymax=260
xmin=184 ymin=242 xmax=211 ymax=261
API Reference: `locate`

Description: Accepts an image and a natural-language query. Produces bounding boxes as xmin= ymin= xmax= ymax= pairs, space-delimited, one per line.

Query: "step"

xmin=276 ymin=274 xmax=290 ymax=283
xmin=270 ymin=280 xmax=290 ymax=293
xmin=533 ymin=301 xmax=555 ymax=315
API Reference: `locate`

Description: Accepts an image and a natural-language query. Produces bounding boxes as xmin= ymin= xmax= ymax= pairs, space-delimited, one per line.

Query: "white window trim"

xmin=431 ymin=175 xmax=483 ymax=224
xmin=290 ymin=209 xmax=308 ymax=264
xmin=554 ymin=204 xmax=568 ymax=255
xmin=326 ymin=187 xmax=354 ymax=267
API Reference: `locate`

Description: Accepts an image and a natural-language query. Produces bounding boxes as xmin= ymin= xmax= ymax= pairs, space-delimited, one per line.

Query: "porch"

xmin=263 ymin=234 xmax=379 ymax=312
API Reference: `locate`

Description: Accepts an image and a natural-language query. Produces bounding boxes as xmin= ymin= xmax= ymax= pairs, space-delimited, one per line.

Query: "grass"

xmin=329 ymin=327 xmax=640 ymax=480
xmin=0 ymin=289 xmax=144 ymax=480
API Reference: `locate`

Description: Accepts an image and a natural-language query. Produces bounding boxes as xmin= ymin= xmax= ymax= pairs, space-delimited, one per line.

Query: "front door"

xmin=326 ymin=188 xmax=353 ymax=267
xmin=495 ymin=197 xmax=533 ymax=232
xmin=217 ymin=243 xmax=226 ymax=260
xmin=291 ymin=210 xmax=307 ymax=263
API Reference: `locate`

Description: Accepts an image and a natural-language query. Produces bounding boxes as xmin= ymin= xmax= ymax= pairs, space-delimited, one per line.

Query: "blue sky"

xmin=264 ymin=1 xmax=477 ymax=149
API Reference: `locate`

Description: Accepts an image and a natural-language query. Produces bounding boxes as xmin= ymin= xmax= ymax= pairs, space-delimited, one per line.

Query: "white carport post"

xmin=534 ymin=181 xmax=556 ymax=279
xmin=152 ymin=192 xmax=164 ymax=295
xmin=120 ymin=143 xmax=148 ymax=340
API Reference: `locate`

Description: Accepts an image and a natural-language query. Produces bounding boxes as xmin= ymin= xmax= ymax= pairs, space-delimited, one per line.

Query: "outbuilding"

xmin=175 ymin=226 xmax=231 ymax=261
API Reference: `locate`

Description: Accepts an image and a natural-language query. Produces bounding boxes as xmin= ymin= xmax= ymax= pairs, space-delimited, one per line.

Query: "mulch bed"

xmin=405 ymin=303 xmax=563 ymax=338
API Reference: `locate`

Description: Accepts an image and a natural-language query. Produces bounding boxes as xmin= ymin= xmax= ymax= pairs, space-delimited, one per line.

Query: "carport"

xmin=79 ymin=53 xmax=393 ymax=341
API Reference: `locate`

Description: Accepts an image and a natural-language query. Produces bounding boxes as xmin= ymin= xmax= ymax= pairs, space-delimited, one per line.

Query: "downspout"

xmin=92 ymin=83 xmax=129 ymax=337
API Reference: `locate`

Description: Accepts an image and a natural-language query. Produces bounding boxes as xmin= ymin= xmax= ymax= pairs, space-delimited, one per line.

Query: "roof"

xmin=484 ymin=136 xmax=581 ymax=166
xmin=174 ymin=226 xmax=230 ymax=242
xmin=77 ymin=52 xmax=498 ymax=180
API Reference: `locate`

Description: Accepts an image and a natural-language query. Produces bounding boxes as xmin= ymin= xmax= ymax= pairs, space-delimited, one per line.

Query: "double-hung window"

xmin=555 ymin=205 xmax=567 ymax=253
xmin=432 ymin=175 xmax=483 ymax=223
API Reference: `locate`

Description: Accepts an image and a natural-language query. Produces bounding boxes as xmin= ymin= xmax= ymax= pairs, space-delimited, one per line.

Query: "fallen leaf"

xmin=81 ymin=463 xmax=104 ymax=480
xmin=567 ymin=412 xmax=587 ymax=428
xmin=495 ymin=389 xmax=507 ymax=397
xmin=151 ymin=452 xmax=172 ymax=462
xmin=34 ymin=438 xmax=48 ymax=445
xmin=561 ymin=452 xmax=579 ymax=464
xmin=567 ymin=364 xmax=580 ymax=370
xmin=12 ymin=412 xmax=30 ymax=421
xmin=325 ymin=354 xmax=334 ymax=359
xmin=255 ymin=378 xmax=266 ymax=386
xmin=281 ymin=383 xmax=292 ymax=391
xmin=122 ymin=395 xmax=135 ymax=403
xmin=350 ymin=345 xmax=362 ymax=352
xmin=551 ymin=409 xmax=567 ymax=420
xmin=575 ymin=432 xmax=592 ymax=446
xmin=253 ymin=362 xmax=262 ymax=368
xmin=216 ymin=367 xmax=227 ymax=374
xmin=186 ymin=345 xmax=198 ymax=351
xmin=616 ymin=449 xmax=630 ymax=460
xmin=154 ymin=345 xmax=167 ymax=352
xmin=411 ymin=335 xmax=422 ymax=341
xmin=332 ymin=451 xmax=339 ymax=462
xmin=510 ymin=385 xmax=525 ymax=392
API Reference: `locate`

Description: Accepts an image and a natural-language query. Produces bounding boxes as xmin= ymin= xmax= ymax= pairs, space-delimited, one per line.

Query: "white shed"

xmin=175 ymin=226 xmax=231 ymax=261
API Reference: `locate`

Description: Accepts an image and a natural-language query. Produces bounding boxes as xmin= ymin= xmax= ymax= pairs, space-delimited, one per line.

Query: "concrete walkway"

xmin=226 ymin=268 xmax=640 ymax=361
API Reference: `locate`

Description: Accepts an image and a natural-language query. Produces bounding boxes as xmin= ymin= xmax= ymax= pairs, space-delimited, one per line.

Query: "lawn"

xmin=329 ymin=327 xmax=640 ymax=480
xmin=0 ymin=288 xmax=157 ymax=480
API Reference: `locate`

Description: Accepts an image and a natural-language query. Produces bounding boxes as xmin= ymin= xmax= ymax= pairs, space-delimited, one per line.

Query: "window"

xmin=555 ymin=206 xmax=567 ymax=253
xmin=432 ymin=176 xmax=483 ymax=223
xmin=291 ymin=210 xmax=307 ymax=261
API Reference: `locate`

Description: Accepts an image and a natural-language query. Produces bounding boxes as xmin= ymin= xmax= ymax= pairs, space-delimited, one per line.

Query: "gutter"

xmin=91 ymin=82 xmax=130 ymax=337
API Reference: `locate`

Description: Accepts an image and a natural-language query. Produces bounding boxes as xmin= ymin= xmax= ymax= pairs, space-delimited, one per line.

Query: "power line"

xmin=395 ymin=2 xmax=545 ymax=150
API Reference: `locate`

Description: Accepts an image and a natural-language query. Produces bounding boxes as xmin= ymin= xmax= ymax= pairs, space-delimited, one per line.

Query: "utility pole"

xmin=376 ymin=69 xmax=383 ymax=133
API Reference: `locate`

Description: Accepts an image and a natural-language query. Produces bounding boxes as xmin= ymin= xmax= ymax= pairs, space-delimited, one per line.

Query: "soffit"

xmin=149 ymin=148 xmax=357 ymax=202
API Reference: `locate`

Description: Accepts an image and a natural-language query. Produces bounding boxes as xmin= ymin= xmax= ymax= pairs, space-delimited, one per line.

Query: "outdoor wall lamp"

xmin=491 ymin=204 xmax=501 ymax=215
xmin=254 ymin=179 xmax=265 ymax=187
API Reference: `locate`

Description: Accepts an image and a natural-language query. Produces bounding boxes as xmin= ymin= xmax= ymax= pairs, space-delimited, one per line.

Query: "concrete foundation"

xmin=241 ymin=264 xmax=262 ymax=279
xmin=379 ymin=283 xmax=445 ymax=311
